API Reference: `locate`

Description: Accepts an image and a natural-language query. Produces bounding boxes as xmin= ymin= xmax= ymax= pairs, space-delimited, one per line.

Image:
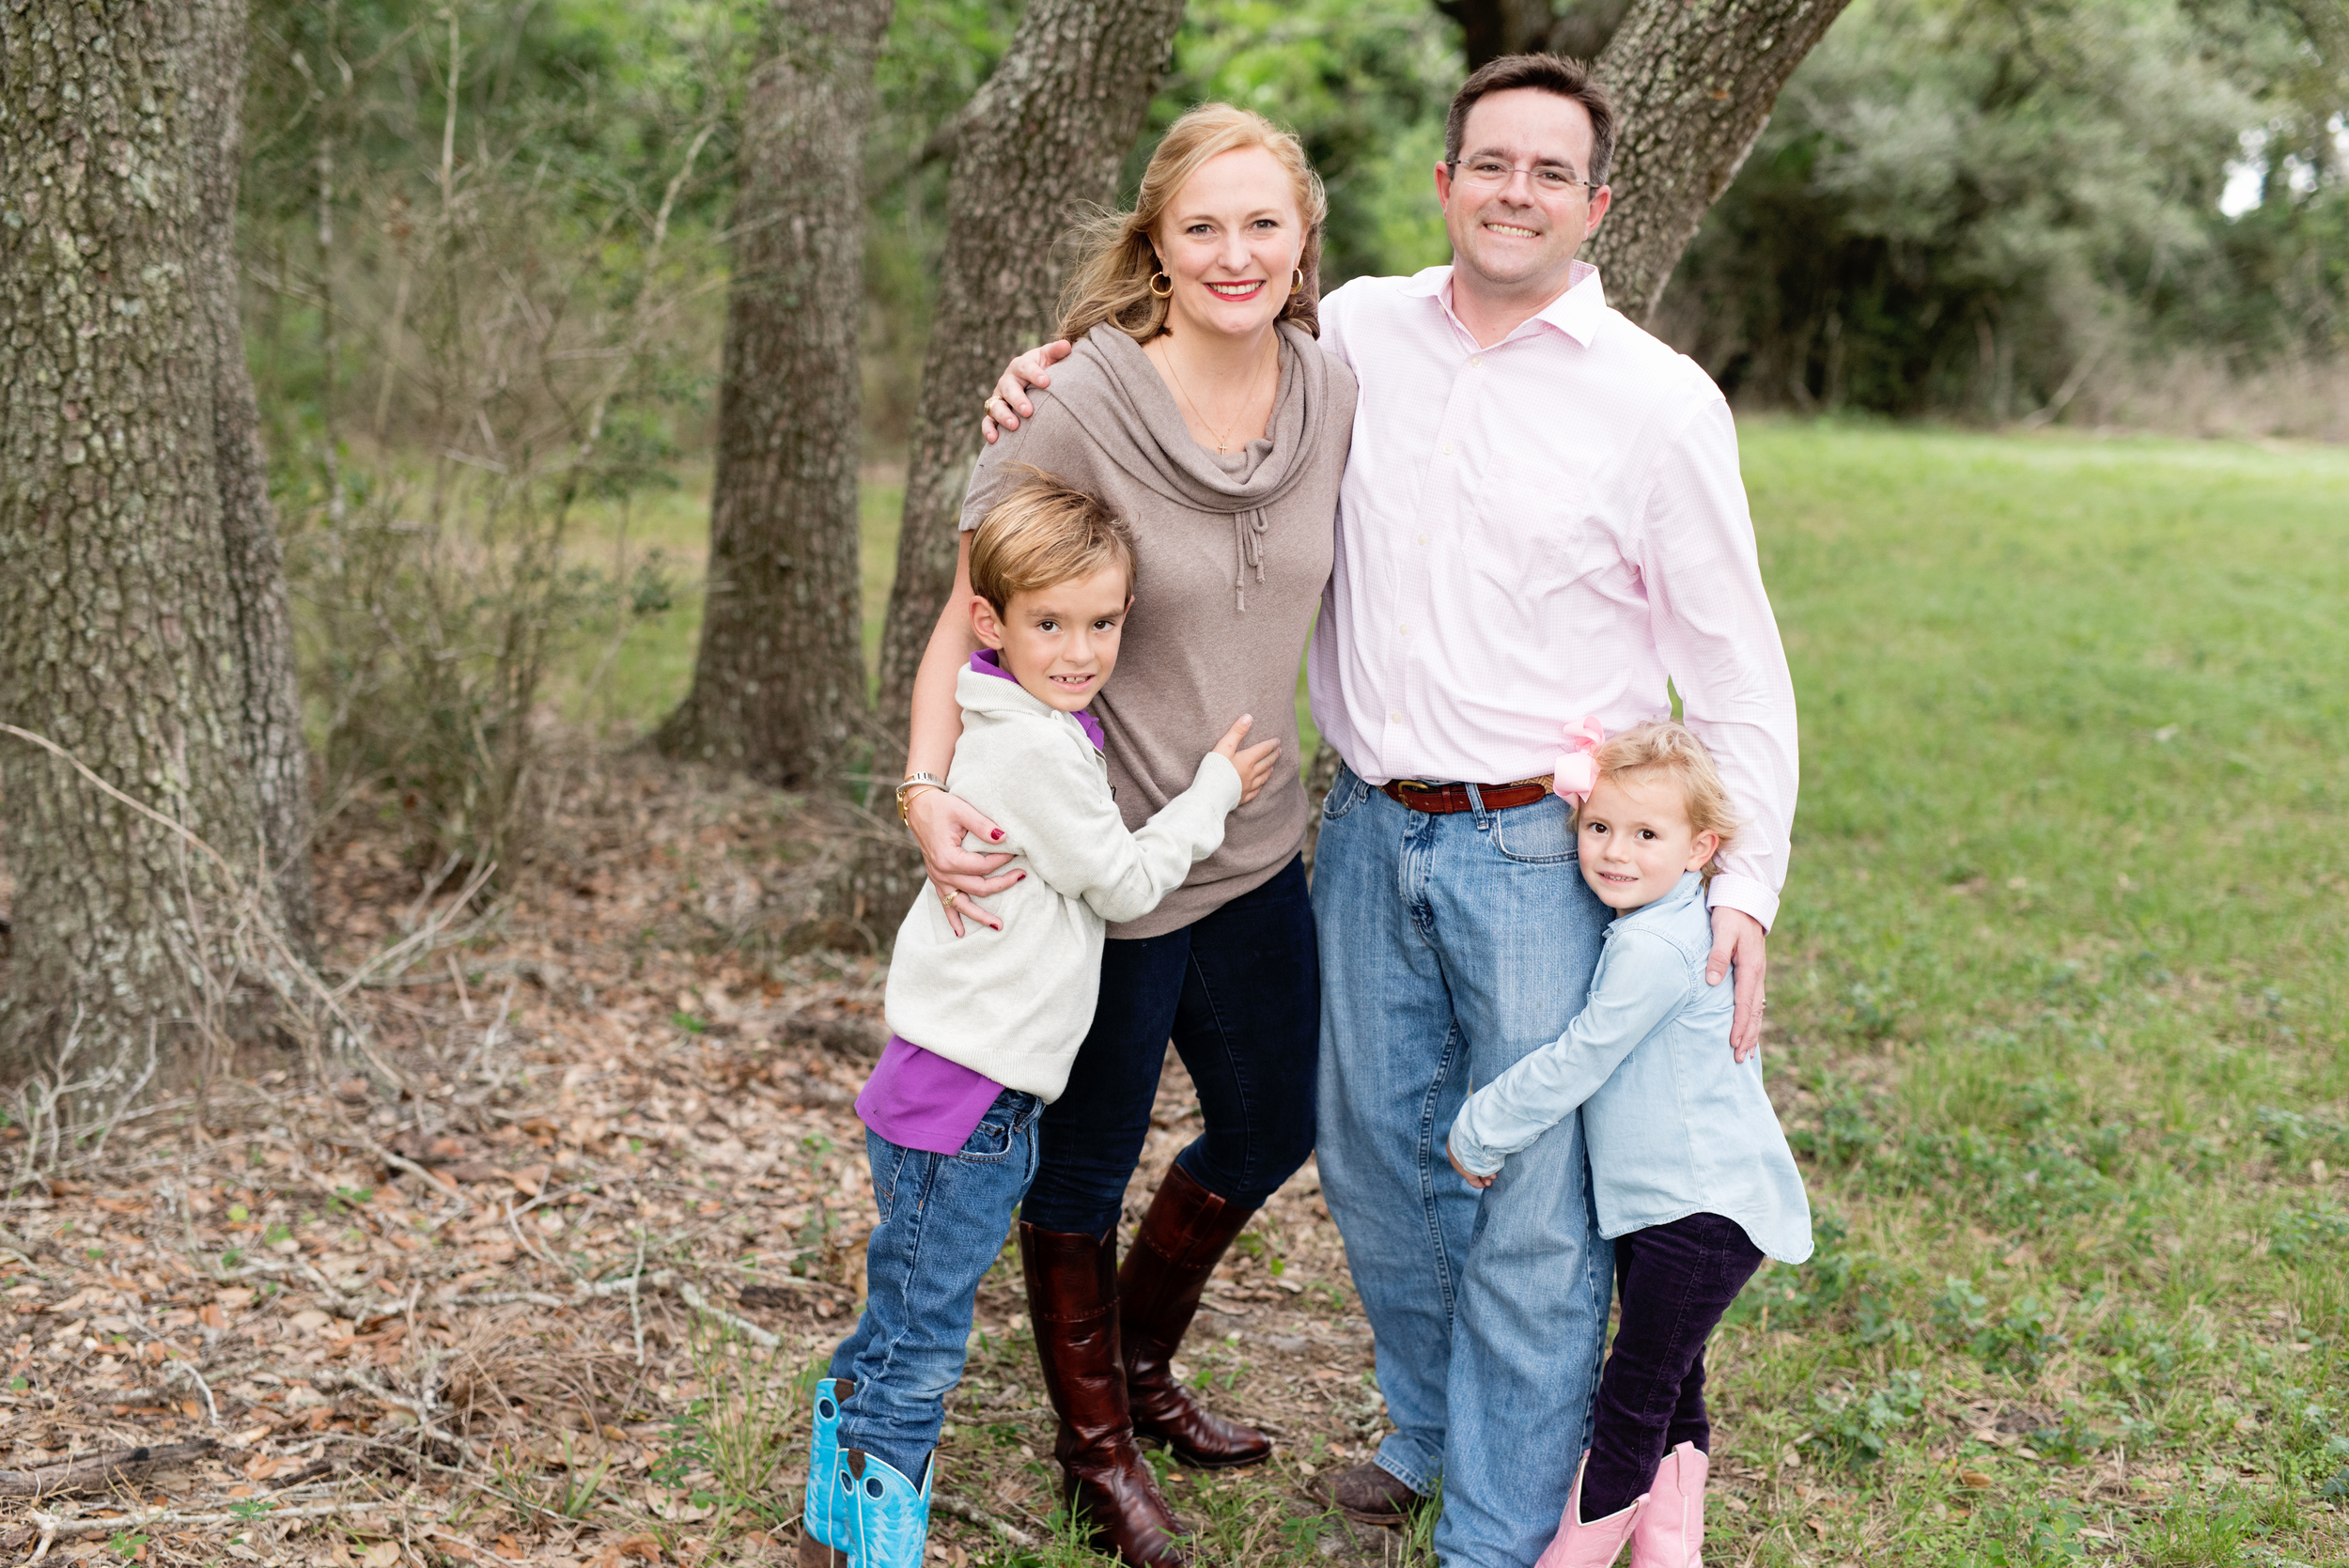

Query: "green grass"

xmin=553 ymin=424 xmax=2349 ymax=1562
xmin=1720 ymin=423 xmax=2349 ymax=1565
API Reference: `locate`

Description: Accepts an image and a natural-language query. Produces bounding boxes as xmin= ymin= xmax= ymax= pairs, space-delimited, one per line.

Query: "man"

xmin=981 ymin=54 xmax=1796 ymax=1568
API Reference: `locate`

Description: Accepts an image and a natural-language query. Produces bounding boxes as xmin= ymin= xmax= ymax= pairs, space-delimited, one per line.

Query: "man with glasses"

xmin=984 ymin=53 xmax=1797 ymax=1568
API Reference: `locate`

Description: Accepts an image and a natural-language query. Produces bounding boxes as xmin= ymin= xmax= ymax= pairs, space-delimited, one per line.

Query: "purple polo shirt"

xmin=855 ymin=651 xmax=1102 ymax=1154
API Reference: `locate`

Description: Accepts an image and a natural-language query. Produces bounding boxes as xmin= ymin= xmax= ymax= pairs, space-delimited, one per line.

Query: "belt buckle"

xmin=1393 ymin=779 xmax=1446 ymax=797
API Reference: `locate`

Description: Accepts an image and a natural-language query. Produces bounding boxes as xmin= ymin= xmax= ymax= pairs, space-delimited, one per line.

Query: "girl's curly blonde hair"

xmin=1586 ymin=720 xmax=1742 ymax=876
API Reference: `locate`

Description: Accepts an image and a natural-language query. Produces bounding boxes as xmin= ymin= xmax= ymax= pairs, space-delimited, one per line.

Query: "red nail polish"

xmin=991 ymin=830 xmax=1004 ymax=841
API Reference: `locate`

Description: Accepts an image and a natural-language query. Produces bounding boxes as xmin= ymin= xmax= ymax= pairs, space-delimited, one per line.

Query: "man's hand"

xmin=908 ymin=788 xmax=1021 ymax=937
xmin=979 ymin=340 xmax=1075 ymax=442
xmin=1706 ymin=906 xmax=1769 ymax=1062
xmin=1446 ymin=1138 xmax=1495 ymax=1190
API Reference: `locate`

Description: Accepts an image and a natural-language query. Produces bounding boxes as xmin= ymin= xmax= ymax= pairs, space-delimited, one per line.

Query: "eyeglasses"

xmin=1446 ymin=157 xmax=1599 ymax=197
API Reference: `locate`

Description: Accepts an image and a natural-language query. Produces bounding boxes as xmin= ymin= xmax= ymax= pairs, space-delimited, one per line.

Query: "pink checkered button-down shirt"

xmin=1309 ymin=262 xmax=1798 ymax=929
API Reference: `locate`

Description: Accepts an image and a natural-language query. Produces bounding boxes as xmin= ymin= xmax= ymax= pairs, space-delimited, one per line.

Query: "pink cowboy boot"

xmin=1627 ymin=1442 xmax=1708 ymax=1567
xmin=1533 ymin=1452 xmax=1646 ymax=1568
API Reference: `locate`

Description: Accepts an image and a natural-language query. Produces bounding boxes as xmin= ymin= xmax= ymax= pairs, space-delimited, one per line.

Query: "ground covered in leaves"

xmin=0 ymin=752 xmax=1417 ymax=1567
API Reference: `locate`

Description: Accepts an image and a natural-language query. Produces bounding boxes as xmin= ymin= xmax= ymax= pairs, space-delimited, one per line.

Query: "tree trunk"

xmin=1436 ymin=0 xmax=1569 ymax=68
xmin=1436 ymin=1 xmax=1638 ymax=70
xmin=1587 ymin=0 xmax=1855 ymax=324
xmin=871 ymin=0 xmax=1186 ymax=730
xmin=0 ymin=1 xmax=280 ymax=1087
xmin=194 ymin=0 xmax=316 ymax=949
xmin=656 ymin=0 xmax=893 ymax=790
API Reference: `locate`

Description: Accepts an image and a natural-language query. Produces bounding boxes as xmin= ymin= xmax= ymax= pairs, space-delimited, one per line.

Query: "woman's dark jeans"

xmin=1020 ymin=856 xmax=1319 ymax=1235
xmin=1579 ymin=1211 xmax=1766 ymax=1521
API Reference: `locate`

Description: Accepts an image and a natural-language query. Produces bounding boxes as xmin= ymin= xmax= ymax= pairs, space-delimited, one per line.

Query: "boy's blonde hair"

xmin=969 ymin=471 xmax=1137 ymax=613
xmin=1587 ymin=721 xmax=1741 ymax=874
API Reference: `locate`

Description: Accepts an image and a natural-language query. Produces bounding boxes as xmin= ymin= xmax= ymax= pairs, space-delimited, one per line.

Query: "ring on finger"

xmin=940 ymin=886 xmax=960 ymax=909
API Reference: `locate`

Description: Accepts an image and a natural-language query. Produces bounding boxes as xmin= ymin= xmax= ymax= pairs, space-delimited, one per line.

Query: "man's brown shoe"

xmin=1307 ymin=1459 xmax=1425 ymax=1529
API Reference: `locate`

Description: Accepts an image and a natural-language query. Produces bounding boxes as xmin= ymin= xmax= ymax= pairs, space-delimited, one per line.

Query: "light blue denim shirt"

xmin=1447 ymin=872 xmax=1813 ymax=1264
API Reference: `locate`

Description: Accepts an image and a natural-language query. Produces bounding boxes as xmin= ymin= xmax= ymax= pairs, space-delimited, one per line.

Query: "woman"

xmin=895 ymin=104 xmax=1355 ymax=1566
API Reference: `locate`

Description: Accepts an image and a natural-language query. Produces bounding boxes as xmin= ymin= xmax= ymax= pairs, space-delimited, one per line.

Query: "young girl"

xmin=1446 ymin=721 xmax=1812 ymax=1568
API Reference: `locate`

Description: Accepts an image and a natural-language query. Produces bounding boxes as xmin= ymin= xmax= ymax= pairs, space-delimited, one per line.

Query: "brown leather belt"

xmin=1378 ymin=775 xmax=1555 ymax=815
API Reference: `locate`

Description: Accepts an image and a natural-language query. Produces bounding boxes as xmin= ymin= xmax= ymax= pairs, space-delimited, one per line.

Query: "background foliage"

xmin=240 ymin=0 xmax=2348 ymax=464
xmin=1658 ymin=0 xmax=2349 ymax=420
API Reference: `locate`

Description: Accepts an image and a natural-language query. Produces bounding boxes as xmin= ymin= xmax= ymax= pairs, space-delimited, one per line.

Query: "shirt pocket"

xmin=1463 ymin=450 xmax=1599 ymax=613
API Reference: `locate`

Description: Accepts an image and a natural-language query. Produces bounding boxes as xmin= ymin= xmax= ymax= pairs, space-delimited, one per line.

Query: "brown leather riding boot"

xmin=1118 ymin=1164 xmax=1275 ymax=1468
xmin=1019 ymin=1221 xmax=1190 ymax=1567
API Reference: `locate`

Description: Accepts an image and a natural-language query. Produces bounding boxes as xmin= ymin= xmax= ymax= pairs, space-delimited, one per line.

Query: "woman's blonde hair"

xmin=1586 ymin=721 xmax=1742 ymax=875
xmin=1057 ymin=102 xmax=1328 ymax=345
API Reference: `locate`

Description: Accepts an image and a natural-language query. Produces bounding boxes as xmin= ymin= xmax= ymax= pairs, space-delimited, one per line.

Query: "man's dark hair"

xmin=1444 ymin=54 xmax=1618 ymax=186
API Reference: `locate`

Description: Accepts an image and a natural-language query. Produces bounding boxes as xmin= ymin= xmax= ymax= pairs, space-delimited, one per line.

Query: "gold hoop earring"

xmin=1291 ymin=268 xmax=1304 ymax=295
xmin=1148 ymin=272 xmax=1174 ymax=299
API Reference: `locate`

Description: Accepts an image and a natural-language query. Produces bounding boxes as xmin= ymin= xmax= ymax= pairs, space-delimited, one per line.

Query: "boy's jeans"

xmin=1312 ymin=765 xmax=1616 ymax=1568
xmin=829 ymin=1087 xmax=1043 ymax=1480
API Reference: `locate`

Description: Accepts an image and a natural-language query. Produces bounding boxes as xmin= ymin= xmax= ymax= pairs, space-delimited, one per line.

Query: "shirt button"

xmin=1440 ymin=440 xmax=1455 ymax=456
xmin=1417 ymin=532 xmax=1430 ymax=546
xmin=1399 ymin=624 xmax=1411 ymax=636
xmin=1471 ymin=356 xmax=1485 ymax=368
xmin=1389 ymin=710 xmax=1403 ymax=723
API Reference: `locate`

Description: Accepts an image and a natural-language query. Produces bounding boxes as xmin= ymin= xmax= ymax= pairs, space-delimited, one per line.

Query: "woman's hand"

xmin=908 ymin=788 xmax=1021 ymax=936
xmin=1447 ymin=1138 xmax=1495 ymax=1190
xmin=1211 ymin=715 xmax=1282 ymax=805
xmin=980 ymin=340 xmax=1076 ymax=442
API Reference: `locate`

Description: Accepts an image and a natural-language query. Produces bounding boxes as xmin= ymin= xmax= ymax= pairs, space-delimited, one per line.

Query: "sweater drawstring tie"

xmin=1233 ymin=507 xmax=1268 ymax=612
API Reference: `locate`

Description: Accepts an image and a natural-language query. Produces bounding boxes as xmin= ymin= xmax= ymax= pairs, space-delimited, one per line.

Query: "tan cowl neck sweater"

xmin=961 ymin=321 xmax=1357 ymax=937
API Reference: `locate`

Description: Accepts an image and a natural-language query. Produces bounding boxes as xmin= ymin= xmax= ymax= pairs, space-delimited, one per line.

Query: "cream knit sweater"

xmin=883 ymin=663 xmax=1241 ymax=1100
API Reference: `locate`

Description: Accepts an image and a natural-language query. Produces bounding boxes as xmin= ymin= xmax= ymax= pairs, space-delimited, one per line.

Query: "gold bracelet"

xmin=895 ymin=774 xmax=946 ymax=826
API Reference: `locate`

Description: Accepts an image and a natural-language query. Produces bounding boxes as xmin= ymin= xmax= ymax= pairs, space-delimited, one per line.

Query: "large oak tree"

xmin=658 ymin=0 xmax=895 ymax=789
xmin=0 ymin=0 xmax=313 ymax=1090
xmin=871 ymin=0 xmax=1188 ymax=726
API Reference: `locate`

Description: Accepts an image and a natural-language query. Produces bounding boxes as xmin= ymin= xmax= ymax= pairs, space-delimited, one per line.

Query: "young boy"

xmin=801 ymin=474 xmax=1277 ymax=1568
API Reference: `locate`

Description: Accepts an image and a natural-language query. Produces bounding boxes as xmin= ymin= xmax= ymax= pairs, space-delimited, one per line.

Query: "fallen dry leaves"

xmin=0 ymin=750 xmax=1385 ymax=1566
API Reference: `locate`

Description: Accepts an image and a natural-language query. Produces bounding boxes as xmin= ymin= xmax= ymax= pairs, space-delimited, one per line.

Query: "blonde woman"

xmin=895 ymin=104 xmax=1354 ymax=1567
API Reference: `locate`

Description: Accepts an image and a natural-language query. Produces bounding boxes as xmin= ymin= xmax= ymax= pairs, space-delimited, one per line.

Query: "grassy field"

xmin=556 ymin=424 xmax=2349 ymax=1563
xmin=1719 ymin=425 xmax=2349 ymax=1565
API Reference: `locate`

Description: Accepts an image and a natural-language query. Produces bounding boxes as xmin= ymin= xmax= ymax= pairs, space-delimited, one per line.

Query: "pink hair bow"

xmin=1552 ymin=716 xmax=1605 ymax=807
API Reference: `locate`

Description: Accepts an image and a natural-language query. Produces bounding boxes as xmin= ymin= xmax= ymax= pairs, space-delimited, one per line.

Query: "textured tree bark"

xmin=871 ymin=0 xmax=1186 ymax=728
xmin=193 ymin=0 xmax=316 ymax=948
xmin=1588 ymin=0 xmax=1856 ymax=324
xmin=656 ymin=0 xmax=893 ymax=789
xmin=0 ymin=1 xmax=280 ymax=1084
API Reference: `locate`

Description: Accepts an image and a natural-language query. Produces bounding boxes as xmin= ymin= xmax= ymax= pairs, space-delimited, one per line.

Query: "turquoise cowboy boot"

xmin=801 ymin=1378 xmax=853 ymax=1565
xmin=843 ymin=1447 xmax=931 ymax=1568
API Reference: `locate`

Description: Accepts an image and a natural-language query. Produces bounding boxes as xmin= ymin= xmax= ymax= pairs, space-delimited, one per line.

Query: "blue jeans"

xmin=830 ymin=1087 xmax=1043 ymax=1480
xmin=1021 ymin=856 xmax=1319 ymax=1234
xmin=1313 ymin=765 xmax=1615 ymax=1568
